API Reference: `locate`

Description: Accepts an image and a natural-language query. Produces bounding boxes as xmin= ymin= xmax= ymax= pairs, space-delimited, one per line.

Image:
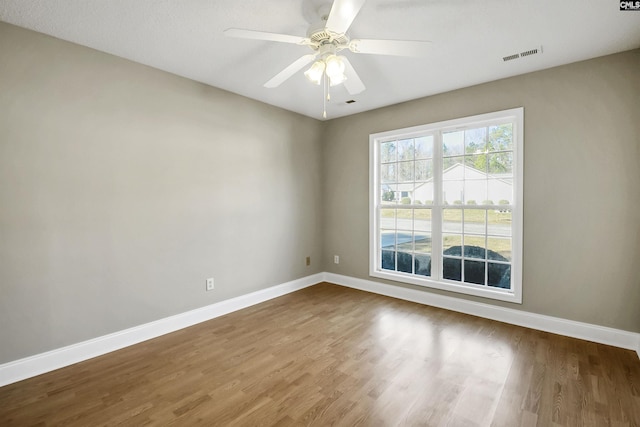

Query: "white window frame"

xmin=369 ymin=108 xmax=523 ymax=303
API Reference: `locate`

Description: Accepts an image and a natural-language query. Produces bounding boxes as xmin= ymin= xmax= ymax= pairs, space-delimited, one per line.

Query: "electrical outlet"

xmin=306 ymin=256 xmax=311 ymax=266
xmin=334 ymin=255 xmax=340 ymax=264
xmin=206 ymin=278 xmax=214 ymax=291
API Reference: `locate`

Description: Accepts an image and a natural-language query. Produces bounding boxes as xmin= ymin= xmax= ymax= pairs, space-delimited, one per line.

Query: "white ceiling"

xmin=1 ymin=0 xmax=639 ymax=120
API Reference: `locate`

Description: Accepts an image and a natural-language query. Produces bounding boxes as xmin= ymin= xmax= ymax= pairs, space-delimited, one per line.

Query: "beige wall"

xmin=323 ymin=49 xmax=640 ymax=333
xmin=0 ymin=22 xmax=324 ymax=364
xmin=1 ymin=21 xmax=638 ymax=366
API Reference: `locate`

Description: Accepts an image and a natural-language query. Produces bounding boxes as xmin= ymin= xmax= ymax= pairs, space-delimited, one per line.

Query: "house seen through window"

xmin=370 ymin=108 xmax=523 ymax=303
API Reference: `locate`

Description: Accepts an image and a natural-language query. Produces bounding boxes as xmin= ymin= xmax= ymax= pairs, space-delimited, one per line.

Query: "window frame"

xmin=369 ymin=108 xmax=523 ymax=303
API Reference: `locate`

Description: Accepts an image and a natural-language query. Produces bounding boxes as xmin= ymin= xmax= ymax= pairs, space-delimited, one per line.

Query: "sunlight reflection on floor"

xmin=369 ymin=305 xmax=516 ymax=425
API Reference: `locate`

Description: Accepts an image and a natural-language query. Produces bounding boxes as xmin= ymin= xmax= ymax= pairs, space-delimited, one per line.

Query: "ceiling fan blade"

xmin=224 ymin=28 xmax=310 ymax=45
xmin=264 ymin=54 xmax=317 ymax=88
xmin=325 ymin=0 xmax=367 ymax=35
xmin=341 ymin=57 xmax=365 ymax=95
xmin=349 ymin=38 xmax=431 ymax=57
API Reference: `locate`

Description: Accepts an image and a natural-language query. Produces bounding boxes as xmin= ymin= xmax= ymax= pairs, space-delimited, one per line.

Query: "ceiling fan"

xmin=224 ymin=0 xmax=430 ymax=117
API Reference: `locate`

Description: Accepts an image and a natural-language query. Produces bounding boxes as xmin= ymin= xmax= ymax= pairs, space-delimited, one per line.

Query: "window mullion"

xmin=431 ymin=131 xmax=443 ymax=280
xmin=485 ymin=209 xmax=489 ymax=286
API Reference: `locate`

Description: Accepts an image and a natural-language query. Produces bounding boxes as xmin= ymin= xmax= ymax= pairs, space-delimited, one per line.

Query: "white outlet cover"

xmin=206 ymin=278 xmax=214 ymax=291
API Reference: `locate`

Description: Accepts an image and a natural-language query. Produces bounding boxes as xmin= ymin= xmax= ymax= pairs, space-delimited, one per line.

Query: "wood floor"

xmin=1 ymin=283 xmax=638 ymax=426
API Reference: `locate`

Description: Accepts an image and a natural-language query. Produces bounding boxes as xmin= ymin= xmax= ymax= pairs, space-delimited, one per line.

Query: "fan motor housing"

xmin=307 ymin=22 xmax=350 ymax=49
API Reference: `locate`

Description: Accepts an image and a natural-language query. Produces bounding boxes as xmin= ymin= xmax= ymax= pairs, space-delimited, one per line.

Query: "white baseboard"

xmin=0 ymin=273 xmax=322 ymax=387
xmin=2 ymin=271 xmax=638 ymax=388
xmin=324 ymin=272 xmax=640 ymax=358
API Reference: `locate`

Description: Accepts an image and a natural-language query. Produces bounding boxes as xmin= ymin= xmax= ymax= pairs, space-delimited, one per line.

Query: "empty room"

xmin=1 ymin=0 xmax=639 ymax=425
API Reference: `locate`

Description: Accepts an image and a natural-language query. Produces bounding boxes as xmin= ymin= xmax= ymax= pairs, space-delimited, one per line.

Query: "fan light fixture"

xmin=304 ymin=54 xmax=349 ymax=119
xmin=303 ymin=60 xmax=326 ymax=85
xmin=325 ymin=55 xmax=347 ymax=86
xmin=304 ymin=55 xmax=347 ymax=87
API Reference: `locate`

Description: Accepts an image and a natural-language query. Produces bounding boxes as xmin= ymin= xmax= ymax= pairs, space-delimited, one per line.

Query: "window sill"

xmin=370 ymin=269 xmax=522 ymax=304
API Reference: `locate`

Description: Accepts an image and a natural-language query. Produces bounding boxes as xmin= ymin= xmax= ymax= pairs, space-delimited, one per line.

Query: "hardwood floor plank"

xmin=1 ymin=282 xmax=638 ymax=426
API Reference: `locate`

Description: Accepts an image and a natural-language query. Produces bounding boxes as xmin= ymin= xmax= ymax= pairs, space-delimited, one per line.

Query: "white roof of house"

xmin=414 ymin=163 xmax=513 ymax=191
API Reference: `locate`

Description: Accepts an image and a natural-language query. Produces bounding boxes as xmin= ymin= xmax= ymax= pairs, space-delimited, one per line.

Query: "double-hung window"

xmin=369 ymin=108 xmax=523 ymax=303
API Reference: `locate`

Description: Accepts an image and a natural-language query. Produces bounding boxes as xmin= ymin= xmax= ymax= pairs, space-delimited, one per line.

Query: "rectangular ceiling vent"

xmin=520 ymin=46 xmax=542 ymax=57
xmin=503 ymin=46 xmax=543 ymax=62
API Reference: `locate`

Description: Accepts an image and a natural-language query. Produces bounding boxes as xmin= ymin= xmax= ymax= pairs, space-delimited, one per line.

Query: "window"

xmin=370 ymin=108 xmax=523 ymax=303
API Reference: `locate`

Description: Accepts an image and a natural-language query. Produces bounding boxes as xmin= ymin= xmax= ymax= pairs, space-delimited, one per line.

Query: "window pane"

xmin=397 ymin=185 xmax=414 ymax=204
xmin=487 ymin=210 xmax=511 ymax=236
xmin=381 ymin=163 xmax=397 ymax=183
xmin=443 ymin=156 xmax=464 ymax=174
xmin=396 ymin=209 xmax=413 ymax=230
xmin=414 ymin=209 xmax=431 ymax=232
xmin=380 ymin=208 xmax=396 ymax=229
xmin=464 ymin=235 xmax=486 ymax=259
xmin=443 ymin=130 xmax=465 ymax=156
xmin=464 ymin=260 xmax=486 ymax=285
xmin=465 ymin=127 xmax=487 ymax=153
xmin=397 ymin=251 xmax=413 ymax=273
xmin=464 ymin=180 xmax=487 ymax=205
xmin=443 ymin=209 xmax=462 ymax=233
xmin=414 ymin=159 xmax=433 ymax=181
xmin=415 ymin=136 xmax=433 ymax=159
xmin=381 ymin=250 xmax=395 ymax=271
xmin=443 ymin=257 xmax=462 ymax=281
xmin=398 ymin=139 xmax=414 ymax=161
xmin=488 ymin=263 xmax=511 ymax=288
xmin=465 ymin=155 xmax=487 ymax=173
xmin=380 ymin=230 xmax=396 ymax=251
xmin=380 ymin=141 xmax=397 ymax=163
xmin=488 ymin=178 xmax=512 ymax=205
xmin=463 ymin=209 xmax=486 ymax=234
xmin=395 ymin=232 xmax=414 ymax=253
xmin=443 ymin=234 xmax=462 ymax=253
xmin=397 ymin=231 xmax=415 ymax=252
xmin=443 ymin=180 xmax=464 ymax=205
xmin=414 ymin=182 xmax=433 ymax=205
xmin=488 ymin=124 xmax=513 ymax=152
xmin=381 ymin=184 xmax=397 ymax=204
xmin=488 ymin=152 xmax=513 ymax=175
xmin=398 ymin=161 xmax=414 ymax=182
xmin=487 ymin=237 xmax=511 ymax=261
xmin=414 ymin=232 xmax=432 ymax=253
xmin=415 ymin=253 xmax=431 ymax=277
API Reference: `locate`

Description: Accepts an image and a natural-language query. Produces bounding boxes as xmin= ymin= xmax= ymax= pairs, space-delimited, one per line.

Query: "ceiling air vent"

xmin=503 ymin=45 xmax=543 ymax=62
xmin=521 ymin=46 xmax=542 ymax=57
